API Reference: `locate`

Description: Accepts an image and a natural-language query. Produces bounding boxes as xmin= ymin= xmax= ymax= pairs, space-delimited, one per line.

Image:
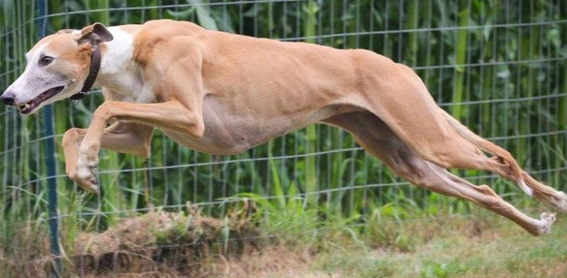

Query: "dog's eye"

xmin=39 ymin=56 xmax=54 ymax=66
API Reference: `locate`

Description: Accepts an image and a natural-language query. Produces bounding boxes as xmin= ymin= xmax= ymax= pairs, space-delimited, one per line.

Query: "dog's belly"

xmin=161 ymin=112 xmax=308 ymax=155
xmin=161 ymin=98 xmax=359 ymax=155
xmin=161 ymin=121 xmax=290 ymax=155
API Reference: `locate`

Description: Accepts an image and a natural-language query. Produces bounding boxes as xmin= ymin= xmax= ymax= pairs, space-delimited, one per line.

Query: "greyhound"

xmin=1 ymin=20 xmax=565 ymax=235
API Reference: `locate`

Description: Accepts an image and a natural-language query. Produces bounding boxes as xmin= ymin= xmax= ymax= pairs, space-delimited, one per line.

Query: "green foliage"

xmin=420 ymin=261 xmax=470 ymax=278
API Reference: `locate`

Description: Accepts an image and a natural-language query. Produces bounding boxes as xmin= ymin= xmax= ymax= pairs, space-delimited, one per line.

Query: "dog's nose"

xmin=1 ymin=91 xmax=16 ymax=106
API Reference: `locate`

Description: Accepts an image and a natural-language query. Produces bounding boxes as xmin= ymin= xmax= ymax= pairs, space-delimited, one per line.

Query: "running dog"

xmin=2 ymin=20 xmax=565 ymax=235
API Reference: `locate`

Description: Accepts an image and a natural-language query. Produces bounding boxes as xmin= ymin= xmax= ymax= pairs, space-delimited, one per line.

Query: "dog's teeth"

xmin=19 ymin=103 xmax=31 ymax=111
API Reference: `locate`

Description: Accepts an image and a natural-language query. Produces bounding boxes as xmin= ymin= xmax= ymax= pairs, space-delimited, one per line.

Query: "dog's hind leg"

xmin=349 ymin=55 xmax=566 ymax=211
xmin=367 ymin=94 xmax=566 ymax=211
xmin=323 ymin=111 xmax=557 ymax=235
xmin=439 ymin=109 xmax=567 ymax=211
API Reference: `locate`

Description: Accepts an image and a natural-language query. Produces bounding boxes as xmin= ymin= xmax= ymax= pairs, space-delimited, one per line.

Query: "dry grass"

xmin=1 ymin=206 xmax=566 ymax=278
xmin=70 ymin=203 xmax=263 ymax=277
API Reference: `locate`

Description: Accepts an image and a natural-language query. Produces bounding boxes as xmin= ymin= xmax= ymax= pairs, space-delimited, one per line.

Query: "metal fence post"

xmin=36 ymin=0 xmax=63 ymax=276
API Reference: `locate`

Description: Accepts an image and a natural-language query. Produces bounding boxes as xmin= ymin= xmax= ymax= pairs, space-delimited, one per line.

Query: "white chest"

xmin=98 ymin=27 xmax=154 ymax=103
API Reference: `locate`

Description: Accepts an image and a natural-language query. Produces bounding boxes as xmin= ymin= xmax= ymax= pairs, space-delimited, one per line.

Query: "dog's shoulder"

xmin=137 ymin=19 xmax=208 ymax=39
xmin=132 ymin=20 xmax=210 ymax=50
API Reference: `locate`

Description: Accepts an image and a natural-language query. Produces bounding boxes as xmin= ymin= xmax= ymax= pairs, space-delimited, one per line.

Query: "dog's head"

xmin=1 ymin=23 xmax=113 ymax=115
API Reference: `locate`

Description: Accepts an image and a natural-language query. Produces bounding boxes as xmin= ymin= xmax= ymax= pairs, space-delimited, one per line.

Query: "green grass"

xmin=309 ymin=210 xmax=567 ymax=278
xmin=2 ymin=201 xmax=566 ymax=278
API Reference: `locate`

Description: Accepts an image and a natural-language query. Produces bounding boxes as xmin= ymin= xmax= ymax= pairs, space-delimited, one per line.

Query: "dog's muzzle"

xmin=1 ymin=91 xmax=16 ymax=106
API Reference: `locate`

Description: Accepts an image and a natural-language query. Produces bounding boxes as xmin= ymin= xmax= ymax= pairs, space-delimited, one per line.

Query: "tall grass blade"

xmin=451 ymin=0 xmax=470 ymax=120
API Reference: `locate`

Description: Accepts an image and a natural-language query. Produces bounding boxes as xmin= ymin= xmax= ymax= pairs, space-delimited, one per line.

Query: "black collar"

xmin=70 ymin=44 xmax=102 ymax=101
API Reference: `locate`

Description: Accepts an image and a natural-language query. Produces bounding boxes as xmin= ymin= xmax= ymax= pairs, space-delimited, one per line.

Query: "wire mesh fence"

xmin=1 ymin=0 xmax=566 ymax=276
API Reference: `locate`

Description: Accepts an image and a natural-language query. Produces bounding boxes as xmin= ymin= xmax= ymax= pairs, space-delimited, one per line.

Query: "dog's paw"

xmin=67 ymin=167 xmax=99 ymax=194
xmin=535 ymin=212 xmax=556 ymax=235
xmin=74 ymin=141 xmax=101 ymax=193
xmin=75 ymin=157 xmax=100 ymax=194
xmin=78 ymin=176 xmax=100 ymax=195
xmin=76 ymin=165 xmax=99 ymax=194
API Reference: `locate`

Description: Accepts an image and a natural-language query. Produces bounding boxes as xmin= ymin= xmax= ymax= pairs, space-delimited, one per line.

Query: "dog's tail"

xmin=441 ymin=109 xmax=533 ymax=196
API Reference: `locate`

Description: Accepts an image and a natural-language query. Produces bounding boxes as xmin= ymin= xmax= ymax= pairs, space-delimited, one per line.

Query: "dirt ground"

xmin=5 ymin=203 xmax=566 ymax=278
xmin=71 ymin=203 xmax=336 ymax=278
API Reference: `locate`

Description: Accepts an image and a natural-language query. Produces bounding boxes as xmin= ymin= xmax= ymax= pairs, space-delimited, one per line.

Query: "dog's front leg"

xmin=63 ymin=121 xmax=154 ymax=193
xmin=75 ymin=100 xmax=204 ymax=192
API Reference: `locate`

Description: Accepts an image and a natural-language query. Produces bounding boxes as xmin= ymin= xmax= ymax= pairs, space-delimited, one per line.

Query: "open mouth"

xmin=18 ymin=86 xmax=64 ymax=114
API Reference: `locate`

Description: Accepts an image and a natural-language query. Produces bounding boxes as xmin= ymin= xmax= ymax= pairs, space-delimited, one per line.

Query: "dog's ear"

xmin=78 ymin=22 xmax=114 ymax=44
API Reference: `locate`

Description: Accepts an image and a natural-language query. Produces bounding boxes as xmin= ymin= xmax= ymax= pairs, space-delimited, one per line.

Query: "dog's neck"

xmin=94 ymin=27 xmax=143 ymax=100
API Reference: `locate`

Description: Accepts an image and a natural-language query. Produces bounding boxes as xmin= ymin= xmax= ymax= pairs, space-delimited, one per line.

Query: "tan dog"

xmin=1 ymin=20 xmax=565 ymax=235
